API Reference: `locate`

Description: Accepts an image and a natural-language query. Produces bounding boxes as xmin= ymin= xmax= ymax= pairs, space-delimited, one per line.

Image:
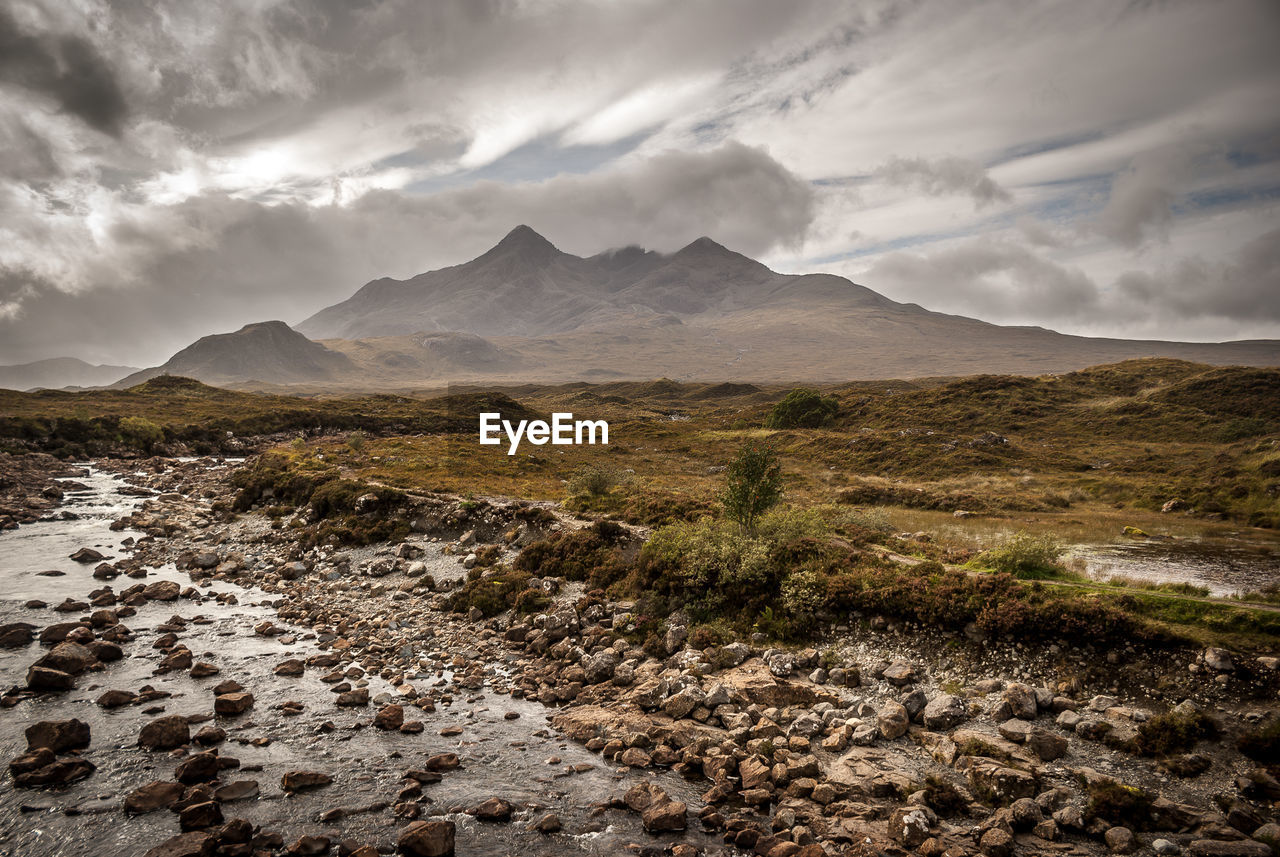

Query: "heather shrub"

xmin=765 ymin=388 xmax=839 ymax=429
xmin=976 ymin=531 xmax=1065 ymax=579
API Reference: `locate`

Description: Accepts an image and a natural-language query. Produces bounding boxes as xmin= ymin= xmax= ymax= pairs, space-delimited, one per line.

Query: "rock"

xmin=1204 ymin=648 xmax=1235 ymax=672
xmin=0 ymin=622 xmax=36 ymax=647
xmin=214 ymin=779 xmax=259 ymax=802
xmin=1106 ymin=826 xmax=1137 ymax=854
xmin=175 ymin=752 xmax=221 ymax=784
xmin=922 ymin=694 xmax=966 ymax=729
xmin=878 ymin=701 xmax=910 ymax=739
xmin=142 ymin=831 xmax=215 ymax=857
xmin=1152 ymin=840 xmax=1180 ymax=855
xmin=997 ymin=718 xmax=1033 ymax=743
xmin=336 ymin=688 xmax=369 ymax=707
xmin=36 ymin=641 xmax=96 ymax=674
xmin=1027 ymin=728 xmax=1068 ymax=761
xmin=468 ymin=797 xmax=513 ymax=821
xmin=642 ymin=798 xmax=687 ymax=833
xmin=25 ymin=719 xmax=90 ymax=753
xmin=69 ymin=547 xmax=106 ymax=563
xmin=189 ymin=662 xmax=219 ymax=678
xmin=143 ymin=580 xmax=181 ymax=601
xmin=374 ymin=704 xmax=405 ymax=730
xmin=1187 ymin=842 xmax=1271 ymax=857
xmin=214 ymin=692 xmax=254 ymax=715
xmin=178 ymin=800 xmax=223 ymax=830
xmin=883 ymin=662 xmax=917 ymax=686
xmin=139 ymin=715 xmax=190 ymax=750
xmin=966 ymin=760 xmax=1039 ymax=802
xmin=124 ymin=780 xmax=185 ymax=814
xmin=422 ymin=753 xmax=460 ymax=772
xmin=275 ymin=659 xmax=305 ymax=676
xmin=661 ymin=686 xmax=704 ymax=719
xmin=397 ymin=820 xmax=455 ymax=857
xmin=11 ymin=754 xmax=95 ymax=788
xmin=192 ymin=725 xmax=226 ymax=746
xmin=1002 ymin=682 xmax=1038 ymax=719
xmin=282 ymin=770 xmax=332 ymax=792
xmin=888 ymin=806 xmax=935 ymax=848
xmin=979 ymin=827 xmax=1014 ymax=857
xmin=26 ymin=666 xmax=75 ymax=691
xmin=532 ymin=812 xmax=561 ymax=833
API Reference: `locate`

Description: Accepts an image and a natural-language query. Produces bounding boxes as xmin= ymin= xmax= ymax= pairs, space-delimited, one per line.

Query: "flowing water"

xmin=0 ymin=465 xmax=715 ymax=856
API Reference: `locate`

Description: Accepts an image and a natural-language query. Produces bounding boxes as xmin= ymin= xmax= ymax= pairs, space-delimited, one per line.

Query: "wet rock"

xmin=36 ymin=641 xmax=96 ymax=674
xmin=213 ymin=780 xmax=259 ymax=802
xmin=1027 ymin=728 xmax=1068 ymax=761
xmin=642 ymin=797 xmax=688 ymax=833
xmin=467 ymin=796 xmax=513 ymax=821
xmin=285 ymin=835 xmax=331 ymax=855
xmin=336 ymin=688 xmax=369 ymax=707
xmin=214 ymin=692 xmax=254 ymax=715
xmin=397 ymin=820 xmax=455 ymax=856
xmin=275 ymin=658 xmax=305 ymax=677
xmin=531 ymin=812 xmax=561 ymax=833
xmin=25 ymin=718 xmax=90 ymax=753
xmin=423 ymin=753 xmax=460 ymax=772
xmin=189 ymin=662 xmax=219 ymax=678
xmin=143 ymin=580 xmax=181 ymax=601
xmin=0 ymin=622 xmax=36 ymax=647
xmin=124 ymin=780 xmax=185 ymax=814
xmin=175 ymin=752 xmax=221 ymax=784
xmin=138 ymin=714 xmax=191 ymax=750
xmin=192 ymin=725 xmax=226 ymax=746
xmin=11 ymin=755 xmax=95 ymax=788
xmin=282 ymin=770 xmax=332 ymax=792
xmin=26 ymin=665 xmax=75 ymax=691
xmin=70 ymin=547 xmax=106 ymax=563
xmin=178 ymin=800 xmax=223 ymax=830
xmin=142 ymin=831 xmax=215 ymax=857
xmin=374 ymin=704 xmax=405 ymax=730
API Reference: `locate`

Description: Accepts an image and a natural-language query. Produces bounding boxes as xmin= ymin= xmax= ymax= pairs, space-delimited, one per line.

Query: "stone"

xmin=178 ymin=800 xmax=223 ymax=830
xmin=25 ymin=719 xmax=90 ymax=753
xmin=142 ymin=832 xmax=215 ymax=857
xmin=214 ymin=692 xmax=254 ymax=715
xmin=124 ymin=780 xmax=185 ymax=814
xmin=26 ymin=666 xmax=75 ymax=691
xmin=282 ymin=770 xmax=332 ymax=792
xmin=878 ymin=701 xmax=910 ymax=739
xmin=143 ymin=580 xmax=181 ymax=601
xmin=888 ymin=806 xmax=935 ymax=848
xmin=922 ymin=694 xmax=967 ymax=729
xmin=1203 ymin=648 xmax=1234 ymax=672
xmin=397 ymin=820 xmax=455 ymax=857
xmin=1027 ymin=728 xmax=1068 ymax=761
xmin=175 ymin=752 xmax=221 ymax=784
xmin=1187 ymin=842 xmax=1271 ymax=857
xmin=0 ymin=622 xmax=36 ymax=647
xmin=1152 ymin=840 xmax=1179 ymax=855
xmin=467 ymin=797 xmax=513 ymax=821
xmin=214 ymin=780 xmax=259 ymax=802
xmin=275 ymin=658 xmax=305 ymax=676
xmin=883 ymin=662 xmax=917 ymax=686
xmin=139 ymin=715 xmax=190 ymax=749
xmin=70 ymin=547 xmax=106 ymax=563
xmin=375 ymin=704 xmax=405 ymax=730
xmin=336 ymin=688 xmax=369 ymax=707
xmin=642 ymin=798 xmax=688 ymax=833
xmin=1002 ymin=682 xmax=1038 ymax=719
xmin=423 ymin=753 xmax=460 ymax=772
xmin=1106 ymin=826 xmax=1137 ymax=854
xmin=979 ymin=827 xmax=1013 ymax=857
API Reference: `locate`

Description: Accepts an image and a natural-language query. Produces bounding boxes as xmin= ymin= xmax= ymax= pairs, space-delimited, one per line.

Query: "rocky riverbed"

xmin=1 ymin=455 xmax=1278 ymax=857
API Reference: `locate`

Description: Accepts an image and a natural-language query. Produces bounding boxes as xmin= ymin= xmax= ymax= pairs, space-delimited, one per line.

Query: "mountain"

xmin=290 ymin=225 xmax=1278 ymax=385
xmin=113 ymin=321 xmax=354 ymax=389
xmin=0 ymin=357 xmax=138 ymax=391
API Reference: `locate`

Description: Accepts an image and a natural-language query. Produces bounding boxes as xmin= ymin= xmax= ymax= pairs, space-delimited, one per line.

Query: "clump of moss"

xmin=514 ymin=520 xmax=631 ymax=590
xmin=1084 ymin=779 xmax=1155 ymax=830
xmin=446 ymin=567 xmax=534 ymax=618
xmin=920 ymin=774 xmax=970 ymax=818
xmin=1238 ymin=718 xmax=1280 ymax=763
xmin=1136 ymin=709 xmax=1218 ymax=757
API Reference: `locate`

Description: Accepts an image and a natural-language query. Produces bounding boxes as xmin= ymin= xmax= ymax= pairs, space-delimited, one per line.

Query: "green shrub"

xmin=513 ymin=520 xmax=631 ymax=590
xmin=119 ymin=416 xmax=165 ymax=452
xmin=447 ymin=568 xmax=533 ymax=617
xmin=1238 ymin=718 xmax=1280 ymax=763
xmin=976 ymin=531 xmax=1064 ymax=579
xmin=1136 ymin=709 xmax=1218 ymax=757
xmin=1085 ymin=779 xmax=1155 ymax=830
xmin=722 ymin=440 xmax=783 ymax=533
xmin=765 ymin=388 xmax=839 ymax=429
xmin=568 ymin=463 xmax=624 ymax=497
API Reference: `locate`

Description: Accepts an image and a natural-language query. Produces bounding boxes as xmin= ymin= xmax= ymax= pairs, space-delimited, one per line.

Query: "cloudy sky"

xmin=1 ymin=0 xmax=1278 ymax=367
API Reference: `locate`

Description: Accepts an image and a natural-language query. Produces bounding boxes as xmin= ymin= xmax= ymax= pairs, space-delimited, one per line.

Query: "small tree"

xmin=722 ymin=441 xmax=783 ymax=533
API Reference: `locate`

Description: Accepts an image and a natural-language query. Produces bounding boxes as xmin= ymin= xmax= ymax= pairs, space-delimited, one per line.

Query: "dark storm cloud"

xmin=0 ymin=6 xmax=128 ymax=136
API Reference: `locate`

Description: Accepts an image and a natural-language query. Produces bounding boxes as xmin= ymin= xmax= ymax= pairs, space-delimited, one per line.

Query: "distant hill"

xmin=122 ymin=227 xmax=1278 ymax=390
xmin=0 ymin=357 xmax=137 ymax=391
xmin=113 ymin=321 xmax=354 ymax=388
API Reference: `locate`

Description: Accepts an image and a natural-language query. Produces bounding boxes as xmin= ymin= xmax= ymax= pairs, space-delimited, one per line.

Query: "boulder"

xmin=139 ymin=715 xmax=190 ymax=750
xmin=922 ymin=694 xmax=967 ymax=730
xmin=282 ymin=770 xmax=332 ymax=792
xmin=397 ymin=820 xmax=455 ymax=857
xmin=124 ymin=780 xmax=185 ymax=814
xmin=25 ymin=719 xmax=90 ymax=753
xmin=878 ymin=701 xmax=910 ymax=739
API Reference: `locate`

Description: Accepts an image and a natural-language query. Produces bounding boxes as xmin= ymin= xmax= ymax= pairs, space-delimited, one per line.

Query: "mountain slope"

xmin=113 ymin=321 xmax=355 ymax=388
xmin=0 ymin=357 xmax=138 ymax=391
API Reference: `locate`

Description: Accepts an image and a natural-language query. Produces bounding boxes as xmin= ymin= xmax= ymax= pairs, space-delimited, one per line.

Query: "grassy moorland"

xmin=4 ymin=359 xmax=1278 ymax=650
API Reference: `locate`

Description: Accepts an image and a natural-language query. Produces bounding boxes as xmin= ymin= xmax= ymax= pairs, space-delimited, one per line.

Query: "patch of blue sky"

xmin=404 ymin=129 xmax=652 ymax=194
xmin=988 ymin=130 xmax=1107 ymax=169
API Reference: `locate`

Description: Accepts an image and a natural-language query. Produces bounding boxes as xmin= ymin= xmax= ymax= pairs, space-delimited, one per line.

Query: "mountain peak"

xmin=494 ymin=224 xmax=557 ymax=252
